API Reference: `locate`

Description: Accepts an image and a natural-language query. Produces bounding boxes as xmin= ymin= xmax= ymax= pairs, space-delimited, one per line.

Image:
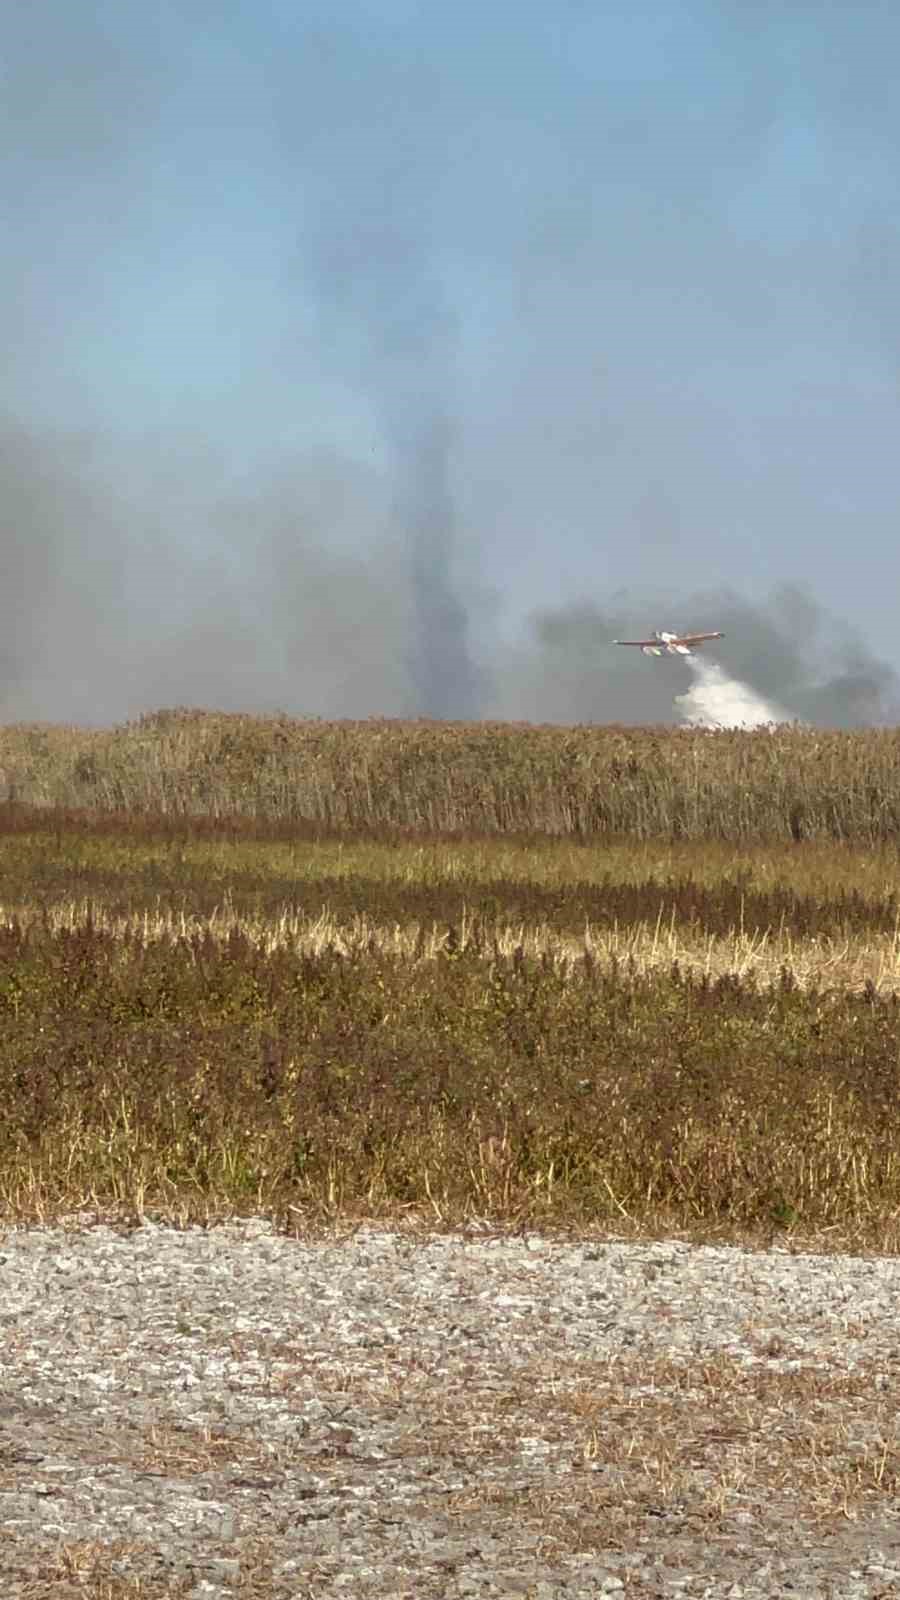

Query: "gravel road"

xmin=3 ymin=1219 xmax=900 ymax=1597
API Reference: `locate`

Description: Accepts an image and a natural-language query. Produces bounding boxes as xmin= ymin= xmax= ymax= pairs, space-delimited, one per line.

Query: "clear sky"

xmin=4 ymin=0 xmax=900 ymax=725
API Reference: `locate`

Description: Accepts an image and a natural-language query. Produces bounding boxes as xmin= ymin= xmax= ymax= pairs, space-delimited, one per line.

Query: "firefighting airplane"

xmin=613 ymin=629 xmax=724 ymax=658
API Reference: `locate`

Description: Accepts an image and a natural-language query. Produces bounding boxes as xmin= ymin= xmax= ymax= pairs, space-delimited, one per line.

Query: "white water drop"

xmin=676 ymin=658 xmax=788 ymax=730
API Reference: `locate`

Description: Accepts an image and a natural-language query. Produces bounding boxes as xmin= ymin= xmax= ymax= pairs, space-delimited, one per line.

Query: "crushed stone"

xmin=2 ymin=1220 xmax=900 ymax=1595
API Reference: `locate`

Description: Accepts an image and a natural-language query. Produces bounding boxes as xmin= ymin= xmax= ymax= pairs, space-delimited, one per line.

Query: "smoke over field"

xmin=3 ymin=6 xmax=900 ymax=728
xmin=490 ymin=586 xmax=898 ymax=730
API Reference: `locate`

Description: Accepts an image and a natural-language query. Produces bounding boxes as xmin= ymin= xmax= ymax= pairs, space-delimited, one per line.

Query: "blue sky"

xmin=3 ymin=0 xmax=900 ymax=722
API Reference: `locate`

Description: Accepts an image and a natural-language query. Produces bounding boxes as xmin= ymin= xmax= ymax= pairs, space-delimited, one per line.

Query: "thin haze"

xmin=3 ymin=2 xmax=900 ymax=726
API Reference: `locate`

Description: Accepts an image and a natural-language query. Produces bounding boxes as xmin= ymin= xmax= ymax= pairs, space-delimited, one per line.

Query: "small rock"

xmin=208 ymin=1560 xmax=240 ymax=1583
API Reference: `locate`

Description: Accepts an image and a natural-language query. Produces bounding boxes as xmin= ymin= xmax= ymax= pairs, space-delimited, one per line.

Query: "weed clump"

xmin=1 ymin=913 xmax=898 ymax=1237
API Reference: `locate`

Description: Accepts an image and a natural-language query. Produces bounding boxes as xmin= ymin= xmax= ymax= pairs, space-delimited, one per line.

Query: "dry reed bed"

xmin=6 ymin=708 xmax=900 ymax=840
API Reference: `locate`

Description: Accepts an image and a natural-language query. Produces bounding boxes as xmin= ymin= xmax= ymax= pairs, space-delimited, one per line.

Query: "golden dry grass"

xmin=0 ymin=730 xmax=897 ymax=1244
xmin=5 ymin=707 xmax=900 ymax=842
xmin=4 ymin=893 xmax=900 ymax=995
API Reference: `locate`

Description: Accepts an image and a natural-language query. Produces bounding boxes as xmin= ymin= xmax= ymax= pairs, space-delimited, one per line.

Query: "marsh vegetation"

xmin=0 ymin=710 xmax=898 ymax=1247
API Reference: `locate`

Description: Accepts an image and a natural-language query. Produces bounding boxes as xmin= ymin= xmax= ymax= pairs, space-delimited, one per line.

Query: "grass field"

xmin=6 ymin=706 xmax=900 ymax=841
xmin=2 ymin=710 xmax=900 ymax=1249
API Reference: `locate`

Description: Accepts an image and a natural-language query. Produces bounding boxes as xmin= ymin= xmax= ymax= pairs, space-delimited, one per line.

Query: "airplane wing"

xmin=613 ymin=638 xmax=658 ymax=647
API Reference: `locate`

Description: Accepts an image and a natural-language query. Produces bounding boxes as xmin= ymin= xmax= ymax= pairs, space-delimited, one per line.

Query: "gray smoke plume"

xmin=491 ymin=584 xmax=898 ymax=729
xmin=0 ymin=5 xmax=488 ymax=724
xmin=400 ymin=413 xmax=482 ymax=719
xmin=285 ymin=31 xmax=483 ymax=720
xmin=4 ymin=6 xmax=900 ymax=728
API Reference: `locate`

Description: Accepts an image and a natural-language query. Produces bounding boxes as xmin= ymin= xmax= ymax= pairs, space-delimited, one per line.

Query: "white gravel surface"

xmin=3 ymin=1220 xmax=900 ymax=1596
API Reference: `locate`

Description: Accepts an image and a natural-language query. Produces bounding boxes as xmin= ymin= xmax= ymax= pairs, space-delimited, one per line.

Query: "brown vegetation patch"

xmin=7 ymin=708 xmax=900 ymax=842
xmin=14 ymin=1541 xmax=194 ymax=1600
xmin=0 ymin=744 xmax=898 ymax=1248
xmin=0 ymin=909 xmax=899 ymax=1240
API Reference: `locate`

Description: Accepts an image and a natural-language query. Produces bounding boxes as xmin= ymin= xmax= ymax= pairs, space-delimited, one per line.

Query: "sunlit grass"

xmin=4 ymin=706 xmax=900 ymax=842
xmin=0 ymin=888 xmax=899 ymax=1244
xmin=5 ymin=895 xmax=900 ymax=996
xmin=4 ymin=810 xmax=900 ymax=905
xmin=0 ymin=729 xmax=898 ymax=1246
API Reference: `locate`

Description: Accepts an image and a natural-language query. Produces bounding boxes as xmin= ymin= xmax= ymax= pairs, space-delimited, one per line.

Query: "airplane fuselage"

xmin=641 ymin=631 xmax=693 ymax=657
xmin=613 ymin=627 xmax=723 ymax=657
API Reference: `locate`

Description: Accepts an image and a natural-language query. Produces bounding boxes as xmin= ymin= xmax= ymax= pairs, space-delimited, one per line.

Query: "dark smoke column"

xmin=395 ymin=410 xmax=480 ymax=720
xmin=289 ymin=22 xmax=484 ymax=719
